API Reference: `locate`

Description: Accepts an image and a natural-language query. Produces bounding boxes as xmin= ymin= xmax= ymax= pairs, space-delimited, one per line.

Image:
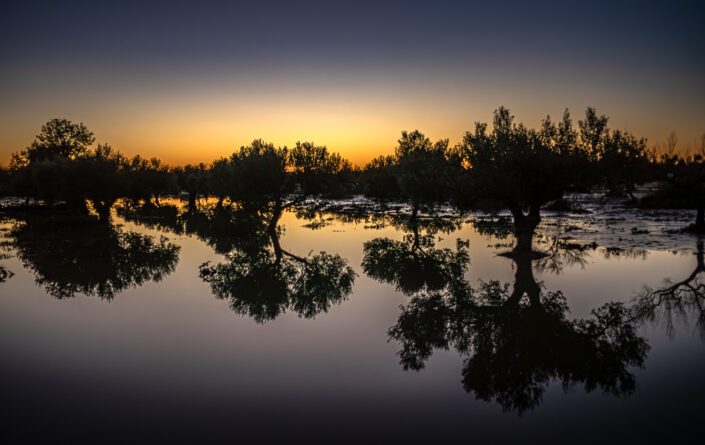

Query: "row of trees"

xmin=1 ymin=111 xmax=703 ymax=250
xmin=0 ymin=119 xmax=355 ymax=222
xmin=338 ymin=108 xmax=699 ymax=249
xmin=4 ymin=119 xmax=175 ymax=221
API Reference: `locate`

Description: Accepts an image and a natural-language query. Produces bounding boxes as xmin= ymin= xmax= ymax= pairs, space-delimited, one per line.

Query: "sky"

xmin=1 ymin=0 xmax=704 ymax=167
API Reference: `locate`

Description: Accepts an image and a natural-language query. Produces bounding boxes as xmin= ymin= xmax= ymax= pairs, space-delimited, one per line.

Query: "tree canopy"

xmin=12 ymin=118 xmax=95 ymax=166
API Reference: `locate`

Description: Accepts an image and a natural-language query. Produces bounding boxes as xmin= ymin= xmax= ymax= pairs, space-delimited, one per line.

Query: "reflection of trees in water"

xmin=118 ymin=201 xmax=356 ymax=323
xmin=0 ymin=223 xmax=13 ymax=283
xmin=470 ymin=216 xmax=514 ymax=239
xmin=363 ymin=236 xmax=468 ymax=295
xmin=532 ymin=236 xmax=594 ymax=273
xmin=363 ymin=219 xmax=648 ymax=414
xmin=601 ymin=246 xmax=649 ymax=260
xmin=0 ymin=250 xmax=12 ymax=283
xmin=200 ymin=249 xmax=355 ymax=323
xmin=199 ymin=204 xmax=356 ymax=323
xmin=118 ymin=201 xmax=267 ymax=255
xmin=632 ymin=238 xmax=705 ymax=337
xmin=0 ymin=265 xmax=11 ymax=283
xmin=8 ymin=213 xmax=180 ymax=299
xmin=362 ymin=215 xmax=468 ymax=295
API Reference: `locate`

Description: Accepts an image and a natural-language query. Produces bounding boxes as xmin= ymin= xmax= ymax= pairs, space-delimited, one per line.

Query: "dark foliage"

xmin=364 ymin=230 xmax=648 ymax=414
xmin=117 ymin=199 xmax=357 ymax=323
xmin=8 ymin=212 xmax=180 ymax=300
xmin=641 ymin=135 xmax=705 ymax=232
xmin=362 ymin=215 xmax=468 ymax=295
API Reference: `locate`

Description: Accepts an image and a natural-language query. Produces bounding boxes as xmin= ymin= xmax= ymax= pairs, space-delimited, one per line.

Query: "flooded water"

xmin=0 ymin=200 xmax=703 ymax=443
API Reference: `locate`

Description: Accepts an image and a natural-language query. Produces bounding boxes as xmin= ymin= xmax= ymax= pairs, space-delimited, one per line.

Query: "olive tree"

xmin=454 ymin=107 xmax=581 ymax=254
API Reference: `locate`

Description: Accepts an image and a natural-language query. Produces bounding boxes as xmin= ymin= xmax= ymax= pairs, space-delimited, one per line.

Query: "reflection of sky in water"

xmin=0 ymin=208 xmax=702 ymax=442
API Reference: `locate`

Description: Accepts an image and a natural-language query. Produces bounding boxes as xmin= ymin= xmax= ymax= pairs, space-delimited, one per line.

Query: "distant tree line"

xmin=1 ymin=109 xmax=703 ymax=246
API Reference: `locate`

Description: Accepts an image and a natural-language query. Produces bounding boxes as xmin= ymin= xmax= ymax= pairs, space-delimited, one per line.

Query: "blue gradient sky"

xmin=1 ymin=0 xmax=703 ymax=165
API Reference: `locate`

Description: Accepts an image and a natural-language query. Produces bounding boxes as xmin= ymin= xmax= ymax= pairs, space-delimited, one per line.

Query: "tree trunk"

xmin=411 ymin=201 xmax=419 ymax=221
xmin=92 ymin=199 xmax=114 ymax=223
xmin=68 ymin=197 xmax=89 ymax=215
xmin=98 ymin=207 xmax=110 ymax=222
xmin=696 ymin=206 xmax=704 ymax=230
xmin=507 ymin=250 xmax=541 ymax=306
xmin=515 ymin=226 xmax=534 ymax=253
xmin=269 ymin=200 xmax=284 ymax=263
xmin=511 ymin=205 xmax=541 ymax=253
xmin=410 ymin=210 xmax=420 ymax=252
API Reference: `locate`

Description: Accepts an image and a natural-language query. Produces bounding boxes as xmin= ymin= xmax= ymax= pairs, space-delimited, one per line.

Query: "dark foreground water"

xmin=1 ymin=201 xmax=703 ymax=443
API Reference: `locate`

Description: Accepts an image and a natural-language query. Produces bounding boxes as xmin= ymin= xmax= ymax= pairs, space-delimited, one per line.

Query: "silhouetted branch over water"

xmin=631 ymin=237 xmax=705 ymax=337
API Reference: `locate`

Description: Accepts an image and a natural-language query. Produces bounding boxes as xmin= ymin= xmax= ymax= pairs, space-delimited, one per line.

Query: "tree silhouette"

xmin=0 ymin=221 xmax=14 ymax=284
xmin=469 ymin=216 xmax=514 ymax=239
xmin=123 ymin=155 xmax=177 ymax=205
xmin=631 ymin=237 xmax=705 ymax=337
xmin=8 ymin=213 xmax=180 ymax=300
xmin=0 ymin=246 xmax=12 ymax=284
xmin=359 ymin=155 xmax=400 ymax=201
xmin=361 ymin=215 xmax=467 ymax=295
xmin=66 ymin=144 xmax=128 ymax=221
xmin=173 ymin=163 xmax=208 ymax=208
xmin=360 ymin=131 xmax=458 ymax=215
xmin=205 ymin=158 xmax=233 ymax=207
xmin=217 ymin=139 xmax=353 ymax=213
xmin=290 ymin=141 xmax=353 ymax=197
xmin=599 ymin=129 xmax=649 ymax=200
xmin=577 ymin=107 xmax=649 ymax=199
xmin=198 ymin=205 xmax=356 ymax=322
xmin=117 ymin=200 xmax=183 ymax=233
xmin=119 ymin=199 xmax=357 ymax=323
xmin=0 ymin=265 xmax=11 ymax=284
xmin=11 ymin=118 xmax=95 ymax=165
xmin=532 ymin=236 xmax=593 ymax=274
xmin=453 ymin=107 xmax=583 ymax=254
xmin=0 ymin=166 xmax=10 ymax=198
xmin=367 ymin=234 xmax=648 ymax=413
xmin=653 ymin=135 xmax=705 ymax=232
xmin=394 ymin=131 xmax=458 ymax=217
xmin=6 ymin=119 xmax=136 ymax=220
xmin=201 ymin=247 xmax=356 ymax=323
xmin=117 ymin=200 xmax=269 ymax=256
xmin=8 ymin=119 xmax=96 ymax=208
xmin=225 ymin=140 xmax=291 ymax=210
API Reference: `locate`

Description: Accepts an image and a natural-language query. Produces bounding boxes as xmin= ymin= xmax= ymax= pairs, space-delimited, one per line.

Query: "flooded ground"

xmin=0 ymin=197 xmax=702 ymax=443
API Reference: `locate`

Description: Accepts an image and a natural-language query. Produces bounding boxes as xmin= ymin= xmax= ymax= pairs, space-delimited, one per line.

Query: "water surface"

xmin=1 ymin=202 xmax=702 ymax=443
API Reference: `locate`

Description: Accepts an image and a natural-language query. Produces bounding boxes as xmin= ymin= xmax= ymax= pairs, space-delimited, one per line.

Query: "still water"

xmin=1 ymin=201 xmax=703 ymax=443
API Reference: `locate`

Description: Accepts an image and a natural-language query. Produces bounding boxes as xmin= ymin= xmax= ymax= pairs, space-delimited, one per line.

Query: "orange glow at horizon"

xmin=2 ymin=2 xmax=704 ymax=170
xmin=1 ymin=85 xmax=704 ymax=168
